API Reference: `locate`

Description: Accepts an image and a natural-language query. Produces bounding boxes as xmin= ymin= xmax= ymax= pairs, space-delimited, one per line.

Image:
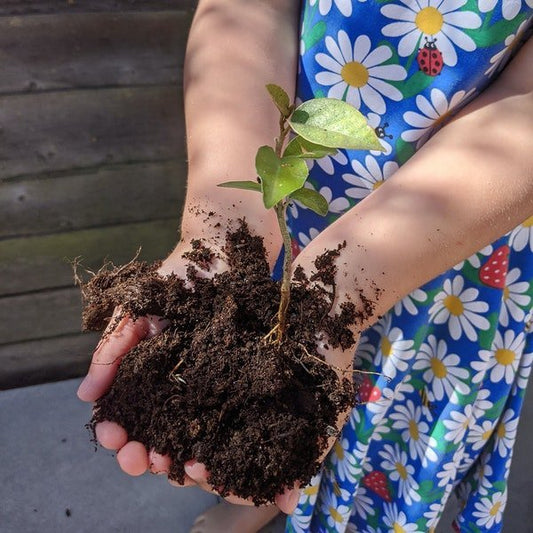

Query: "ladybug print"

xmin=417 ymin=37 xmax=444 ymax=76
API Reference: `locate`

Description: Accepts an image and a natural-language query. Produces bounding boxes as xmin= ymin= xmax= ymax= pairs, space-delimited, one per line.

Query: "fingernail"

xmin=77 ymin=376 xmax=94 ymax=400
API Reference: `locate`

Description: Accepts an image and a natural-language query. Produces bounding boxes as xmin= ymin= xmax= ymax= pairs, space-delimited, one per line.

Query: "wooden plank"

xmin=0 ymin=219 xmax=180 ymax=296
xmin=0 ymin=332 xmax=100 ymax=390
xmin=0 ymin=160 xmax=186 ymax=239
xmin=0 ymin=1 xmax=198 ymax=16
xmin=0 ymin=12 xmax=192 ymax=94
xmin=0 ymin=287 xmax=85 ymax=345
xmin=0 ymin=85 xmax=184 ymax=181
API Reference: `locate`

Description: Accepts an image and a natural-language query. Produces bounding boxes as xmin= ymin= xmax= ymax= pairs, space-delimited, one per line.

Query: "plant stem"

xmin=274 ymin=200 xmax=292 ymax=342
xmin=272 ymin=115 xmax=293 ymax=343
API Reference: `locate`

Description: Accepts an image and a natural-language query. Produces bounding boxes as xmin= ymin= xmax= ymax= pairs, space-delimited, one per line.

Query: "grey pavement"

xmin=0 ymin=378 xmax=531 ymax=532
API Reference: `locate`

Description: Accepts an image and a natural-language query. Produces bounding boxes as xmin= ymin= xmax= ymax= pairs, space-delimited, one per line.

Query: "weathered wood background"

xmin=0 ymin=0 xmax=197 ymax=388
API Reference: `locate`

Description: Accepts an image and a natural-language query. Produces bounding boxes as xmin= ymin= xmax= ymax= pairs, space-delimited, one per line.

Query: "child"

xmin=78 ymin=1 xmax=533 ymax=531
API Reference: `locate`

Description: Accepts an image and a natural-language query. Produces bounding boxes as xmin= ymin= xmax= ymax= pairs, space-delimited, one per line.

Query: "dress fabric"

xmin=285 ymin=1 xmax=533 ymax=532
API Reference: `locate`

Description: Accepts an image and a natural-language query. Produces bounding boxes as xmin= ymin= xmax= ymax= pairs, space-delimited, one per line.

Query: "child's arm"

xmin=295 ymin=37 xmax=533 ymax=349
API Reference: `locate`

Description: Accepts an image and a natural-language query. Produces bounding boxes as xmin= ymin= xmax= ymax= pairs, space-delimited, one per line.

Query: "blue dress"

xmin=285 ymin=1 xmax=533 ymax=531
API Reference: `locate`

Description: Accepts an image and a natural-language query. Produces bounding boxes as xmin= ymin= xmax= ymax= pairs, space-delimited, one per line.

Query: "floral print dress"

xmin=285 ymin=1 xmax=533 ymax=532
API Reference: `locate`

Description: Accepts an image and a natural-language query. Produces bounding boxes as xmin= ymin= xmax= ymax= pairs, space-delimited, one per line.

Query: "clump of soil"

xmin=80 ymin=221 xmax=368 ymax=504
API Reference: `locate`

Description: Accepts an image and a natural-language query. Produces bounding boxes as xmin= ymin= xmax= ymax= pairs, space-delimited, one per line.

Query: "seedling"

xmin=219 ymin=84 xmax=382 ymax=343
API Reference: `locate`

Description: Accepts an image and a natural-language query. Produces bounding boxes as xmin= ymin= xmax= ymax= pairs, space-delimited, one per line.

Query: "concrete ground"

xmin=0 ymin=378 xmax=531 ymax=532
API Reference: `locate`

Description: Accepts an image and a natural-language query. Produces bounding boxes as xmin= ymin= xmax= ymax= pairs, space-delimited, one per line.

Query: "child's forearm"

xmin=296 ymin=38 xmax=533 ymax=331
xmin=178 ymin=0 xmax=301 ymax=260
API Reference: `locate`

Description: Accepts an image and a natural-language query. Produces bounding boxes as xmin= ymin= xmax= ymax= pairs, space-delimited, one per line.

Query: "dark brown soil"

xmin=80 ymin=221 xmax=368 ymax=505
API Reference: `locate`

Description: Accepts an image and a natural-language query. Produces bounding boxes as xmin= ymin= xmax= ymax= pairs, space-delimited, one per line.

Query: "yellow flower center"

xmin=373 ymin=180 xmax=384 ymax=190
xmin=333 ymin=481 xmax=342 ymax=497
xmin=409 ymin=419 xmax=420 ymax=440
xmin=490 ymin=501 xmax=502 ymax=517
xmin=497 ymin=423 xmax=506 ymax=439
xmin=522 ymin=214 xmax=533 ymax=227
xmin=334 ymin=441 xmax=344 ymax=460
xmin=503 ymin=286 xmax=510 ymax=300
xmin=381 ymin=336 xmax=393 ymax=357
xmin=495 ymin=348 xmax=515 ymax=366
xmin=430 ymin=357 xmax=447 ymax=379
xmin=329 ymin=507 xmax=344 ymax=523
xmin=482 ymin=429 xmax=493 ymax=440
xmin=394 ymin=523 xmax=407 ymax=533
xmin=444 ymin=295 xmax=464 ymax=316
xmin=341 ymin=61 xmax=369 ymax=88
xmin=396 ymin=462 xmax=408 ymax=480
xmin=415 ymin=7 xmax=444 ymax=35
xmin=303 ymin=484 xmax=319 ymax=496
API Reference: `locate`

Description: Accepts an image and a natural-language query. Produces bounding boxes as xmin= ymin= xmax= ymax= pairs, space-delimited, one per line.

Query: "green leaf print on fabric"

xmin=395 ymin=137 xmax=416 ymax=165
xmin=418 ymin=479 xmax=445 ymax=503
xmin=464 ymin=14 xmax=529 ymax=48
xmin=303 ymin=21 xmax=327 ymax=51
xmin=477 ymin=312 xmax=500 ymax=349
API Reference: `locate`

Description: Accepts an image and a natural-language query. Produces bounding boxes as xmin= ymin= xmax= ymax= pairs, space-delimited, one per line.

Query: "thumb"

xmin=77 ymin=310 xmax=165 ymax=402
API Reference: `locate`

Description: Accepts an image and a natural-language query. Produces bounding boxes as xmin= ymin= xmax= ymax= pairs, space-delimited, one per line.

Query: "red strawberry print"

xmin=362 ymin=471 xmax=392 ymax=502
xmin=479 ymin=245 xmax=510 ymax=288
xmin=357 ymin=376 xmax=382 ymax=403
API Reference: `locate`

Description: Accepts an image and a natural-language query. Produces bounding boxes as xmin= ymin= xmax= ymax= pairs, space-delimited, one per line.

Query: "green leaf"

xmin=290 ymin=188 xmax=329 ymax=216
xmin=288 ymin=98 xmax=383 ymax=151
xmin=255 ymin=146 xmax=309 ymax=208
xmin=283 ymin=136 xmax=338 ymax=159
xmin=303 ymin=21 xmax=327 ymax=51
xmin=218 ymin=180 xmax=261 ymax=192
xmin=266 ymin=84 xmax=292 ymax=117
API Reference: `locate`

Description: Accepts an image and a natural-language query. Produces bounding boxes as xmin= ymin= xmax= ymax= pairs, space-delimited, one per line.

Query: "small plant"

xmin=219 ymin=84 xmax=382 ymax=343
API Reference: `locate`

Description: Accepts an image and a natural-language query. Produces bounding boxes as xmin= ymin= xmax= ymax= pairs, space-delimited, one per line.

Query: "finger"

xmin=77 ymin=313 xmax=165 ymax=402
xmin=116 ymin=441 xmax=149 ymax=476
xmin=184 ymin=461 xmax=255 ymax=505
xmin=94 ymin=421 xmax=128 ymax=450
xmin=148 ymin=450 xmax=171 ymax=475
xmin=275 ymin=486 xmax=301 ymax=515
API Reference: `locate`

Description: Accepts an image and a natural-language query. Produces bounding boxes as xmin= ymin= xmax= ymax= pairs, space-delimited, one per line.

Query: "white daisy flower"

xmin=321 ymin=490 xmax=351 ymax=529
xmin=379 ymin=443 xmax=421 ymax=505
xmin=485 ymin=20 xmax=532 ymax=76
xmin=315 ymin=32 xmax=407 ymax=114
xmin=443 ymin=404 xmax=474 ymax=444
xmin=366 ymin=378 xmax=414 ymax=426
xmin=343 ymin=155 xmax=399 ymax=200
xmin=424 ymin=501 xmax=445 ymax=529
xmin=479 ymin=0 xmax=533 ymax=21
xmin=471 ymin=387 xmax=494 ymax=420
xmin=472 ymin=490 xmax=507 ymax=529
xmin=310 ymin=0 xmax=354 ymax=17
xmin=352 ymin=486 xmax=376 ymax=521
xmin=510 ymin=215 xmax=533 ymax=252
xmin=495 ymin=409 xmax=519 ymax=457
xmin=383 ymin=502 xmax=419 ymax=532
xmin=381 ymin=0 xmax=482 ymax=66
xmin=366 ymin=113 xmax=393 ymax=156
xmin=453 ymin=243 xmax=493 ymax=271
xmin=428 ymin=275 xmax=490 ymax=342
xmin=309 ymin=149 xmax=349 ymax=175
xmin=472 ymin=329 xmax=526 ymax=384
xmin=467 ymin=419 xmax=497 ymax=452
xmin=436 ymin=445 xmax=464 ymax=488
xmin=298 ymin=227 xmax=320 ymax=247
xmin=393 ymin=288 xmax=428 ymax=316
xmin=390 ymin=399 xmax=439 ymax=466
xmin=319 ymin=186 xmax=350 ymax=214
xmin=473 ymin=459 xmax=494 ymax=496
xmin=402 ymin=88 xmax=476 ymax=148
xmin=343 ymin=155 xmax=398 ymax=200
xmin=413 ymin=335 xmax=470 ymax=402
xmin=357 ymin=314 xmax=416 ymax=381
xmin=513 ymin=349 xmax=533 ymax=394
xmin=500 ymin=267 xmax=531 ymax=327
xmin=330 ymin=437 xmax=362 ymax=483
